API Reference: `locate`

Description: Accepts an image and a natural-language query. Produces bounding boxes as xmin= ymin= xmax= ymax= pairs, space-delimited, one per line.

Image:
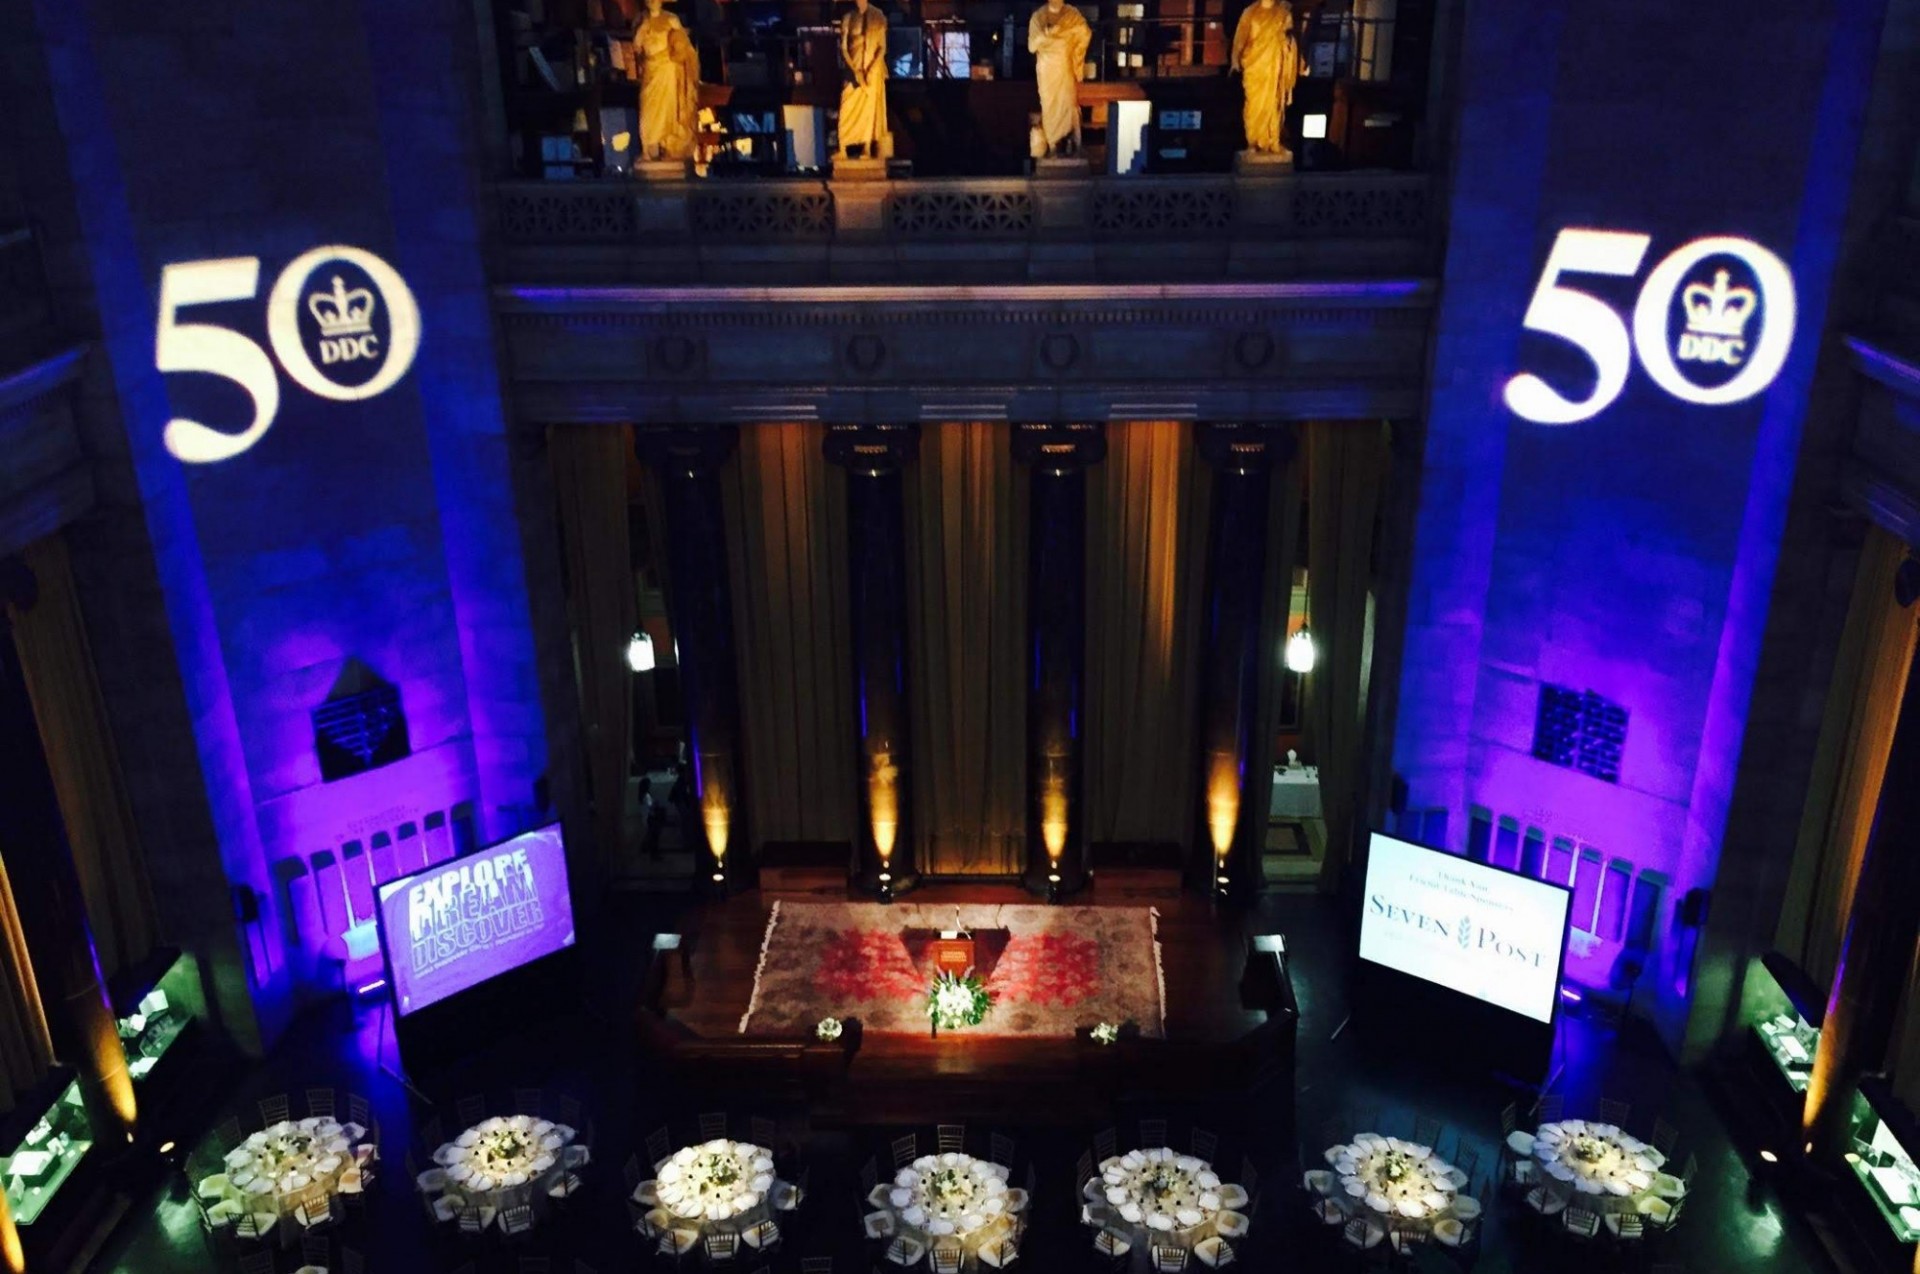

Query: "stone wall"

xmin=5 ymin=0 xmax=548 ymax=1050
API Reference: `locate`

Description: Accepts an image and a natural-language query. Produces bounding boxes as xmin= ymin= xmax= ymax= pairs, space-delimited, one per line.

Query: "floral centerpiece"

xmin=689 ymin=1146 xmax=743 ymax=1195
xmin=923 ymin=1164 xmax=982 ymax=1219
xmin=477 ymin=1127 xmax=534 ymax=1171
xmin=816 ymin=1016 xmax=844 ymax=1041
xmin=1091 ymin=1021 xmax=1120 ymax=1045
xmin=1378 ymin=1149 xmax=1412 ymax=1183
xmin=928 ymin=970 xmax=993 ymax=1031
xmin=251 ymin=1129 xmax=314 ymax=1176
xmin=1570 ymin=1134 xmax=1608 ymax=1164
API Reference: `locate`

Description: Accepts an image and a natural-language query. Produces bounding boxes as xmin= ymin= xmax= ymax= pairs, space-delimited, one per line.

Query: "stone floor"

xmin=89 ymin=888 xmax=1843 ymax=1274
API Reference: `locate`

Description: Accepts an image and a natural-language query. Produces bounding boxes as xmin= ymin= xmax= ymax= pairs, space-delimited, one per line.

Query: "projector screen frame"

xmin=372 ymin=820 xmax=578 ymax=1020
xmin=1357 ymin=828 xmax=1574 ymax=1030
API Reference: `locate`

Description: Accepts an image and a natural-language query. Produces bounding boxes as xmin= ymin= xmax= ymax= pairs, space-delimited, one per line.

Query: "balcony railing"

xmin=487 ymin=168 xmax=1432 ymax=285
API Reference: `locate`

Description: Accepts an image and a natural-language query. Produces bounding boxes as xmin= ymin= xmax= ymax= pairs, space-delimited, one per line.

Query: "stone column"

xmin=1803 ymin=559 xmax=1920 ymax=1161
xmin=825 ymin=425 xmax=920 ymax=900
xmin=637 ymin=428 xmax=746 ymax=894
xmin=1194 ymin=425 xmax=1293 ymax=903
xmin=1013 ymin=424 xmax=1105 ymax=899
xmin=0 ymin=562 xmax=137 ymax=1151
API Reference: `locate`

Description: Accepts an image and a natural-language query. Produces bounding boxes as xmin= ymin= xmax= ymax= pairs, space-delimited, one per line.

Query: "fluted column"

xmin=637 ymin=428 xmax=746 ymax=894
xmin=1804 ymin=559 xmax=1920 ymax=1162
xmin=1193 ymin=425 xmax=1293 ymax=904
xmin=0 ymin=562 xmax=137 ymax=1152
xmin=825 ymin=425 xmax=920 ymax=900
xmin=1013 ymin=424 xmax=1105 ymax=899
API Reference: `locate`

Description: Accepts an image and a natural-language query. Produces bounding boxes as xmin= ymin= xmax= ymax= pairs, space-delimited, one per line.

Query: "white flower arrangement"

xmin=928 ymin=970 xmax=993 ymax=1030
xmin=1091 ymin=1021 xmax=1120 ymax=1045
xmin=816 ymin=1016 xmax=844 ymax=1041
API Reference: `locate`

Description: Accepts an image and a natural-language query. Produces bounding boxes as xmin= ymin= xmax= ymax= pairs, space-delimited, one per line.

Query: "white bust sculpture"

xmin=1028 ymin=0 xmax=1091 ymax=157
xmin=1230 ymin=0 xmax=1301 ymax=158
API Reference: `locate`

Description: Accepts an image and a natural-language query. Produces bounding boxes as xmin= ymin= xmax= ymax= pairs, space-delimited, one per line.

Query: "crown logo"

xmin=1681 ymin=269 xmax=1756 ymax=339
xmin=307 ymin=275 xmax=376 ymax=338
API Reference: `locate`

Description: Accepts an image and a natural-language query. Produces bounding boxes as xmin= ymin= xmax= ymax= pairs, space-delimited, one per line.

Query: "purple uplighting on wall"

xmin=1391 ymin=0 xmax=1887 ymax=1050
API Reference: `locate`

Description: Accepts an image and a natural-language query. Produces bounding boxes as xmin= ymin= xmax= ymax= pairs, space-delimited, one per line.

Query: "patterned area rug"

xmin=738 ymin=901 xmax=1166 ymax=1038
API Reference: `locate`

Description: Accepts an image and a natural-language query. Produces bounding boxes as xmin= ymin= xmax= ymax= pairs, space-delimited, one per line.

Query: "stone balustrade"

xmin=487 ymin=169 xmax=1434 ymax=286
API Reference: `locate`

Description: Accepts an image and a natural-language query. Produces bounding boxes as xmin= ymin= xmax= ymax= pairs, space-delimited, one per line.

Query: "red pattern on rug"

xmin=739 ymin=901 xmax=1165 ymax=1038
xmin=992 ymin=933 xmax=1101 ymax=1007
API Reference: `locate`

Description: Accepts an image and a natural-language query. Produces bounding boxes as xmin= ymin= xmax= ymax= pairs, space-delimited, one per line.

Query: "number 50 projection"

xmin=1504 ymin=229 xmax=1796 ymax=426
xmin=155 ymin=245 xmax=421 ymax=464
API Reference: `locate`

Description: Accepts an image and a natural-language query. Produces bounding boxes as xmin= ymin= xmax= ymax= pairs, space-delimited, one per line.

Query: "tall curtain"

xmin=722 ymin=424 xmax=858 ymax=852
xmin=905 ymin=423 xmax=1028 ymax=875
xmin=1085 ymin=421 xmax=1209 ymax=853
xmin=1305 ymin=421 xmax=1389 ymax=889
xmin=0 ymin=854 xmax=50 ymax=1116
xmin=549 ymin=425 xmax=637 ymax=882
xmin=6 ymin=535 xmax=158 ymax=977
xmin=1776 ymin=529 xmax=1915 ymax=987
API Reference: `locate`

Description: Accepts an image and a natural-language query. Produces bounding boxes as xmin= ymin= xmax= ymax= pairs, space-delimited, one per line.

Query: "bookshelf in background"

xmin=498 ymin=0 xmax=642 ymax=177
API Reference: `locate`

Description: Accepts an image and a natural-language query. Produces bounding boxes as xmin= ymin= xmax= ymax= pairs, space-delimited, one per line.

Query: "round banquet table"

xmin=200 ymin=1117 xmax=372 ymax=1242
xmin=1532 ymin=1120 xmax=1667 ymax=1216
xmin=635 ymin=1140 xmax=788 ymax=1257
xmin=1091 ymin=1147 xmax=1250 ymax=1268
xmin=430 ymin=1115 xmax=578 ymax=1230
xmin=867 ymin=1152 xmax=1021 ymax=1269
xmin=1319 ymin=1134 xmax=1468 ymax=1243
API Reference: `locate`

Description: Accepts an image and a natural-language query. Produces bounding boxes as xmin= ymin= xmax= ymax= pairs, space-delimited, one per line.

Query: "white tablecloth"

xmin=1533 ymin=1121 xmax=1664 ymax=1216
xmin=1324 ymin=1134 xmax=1463 ymax=1232
xmin=1270 ymin=766 xmax=1322 ymax=819
xmin=201 ymin=1117 xmax=370 ymax=1233
xmin=872 ymin=1152 xmax=1019 ymax=1267
xmin=431 ymin=1115 xmax=575 ymax=1228
xmin=1092 ymin=1147 xmax=1248 ymax=1265
xmin=637 ymin=1140 xmax=787 ymax=1255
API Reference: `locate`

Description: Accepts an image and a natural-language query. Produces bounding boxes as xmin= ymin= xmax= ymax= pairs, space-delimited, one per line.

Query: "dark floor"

xmin=91 ymin=888 xmax=1841 ymax=1274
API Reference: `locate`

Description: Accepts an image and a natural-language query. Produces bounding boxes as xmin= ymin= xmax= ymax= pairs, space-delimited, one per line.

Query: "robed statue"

xmin=837 ymin=0 xmax=891 ymax=159
xmin=1230 ymin=0 xmax=1301 ymax=157
xmin=1028 ymin=0 xmax=1091 ymax=157
xmin=635 ymin=0 xmax=700 ymax=162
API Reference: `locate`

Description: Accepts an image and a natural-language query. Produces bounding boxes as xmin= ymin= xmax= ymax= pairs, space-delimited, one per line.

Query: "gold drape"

xmin=906 ymin=423 xmax=1029 ymax=875
xmin=0 ymin=854 xmax=50 ymax=1116
xmin=1306 ymin=421 xmax=1389 ymax=888
xmin=722 ymin=424 xmax=858 ymax=853
xmin=1085 ymin=422 xmax=1209 ymax=853
xmin=549 ymin=425 xmax=637 ymax=882
xmin=1776 ymin=528 xmax=1916 ymax=990
xmin=6 ymin=535 xmax=158 ymax=977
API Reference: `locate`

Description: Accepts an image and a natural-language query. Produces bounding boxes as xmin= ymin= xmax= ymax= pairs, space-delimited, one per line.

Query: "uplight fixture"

xmin=626 ymin=631 xmax=657 ymax=673
xmin=1285 ymin=628 xmax=1317 ymax=674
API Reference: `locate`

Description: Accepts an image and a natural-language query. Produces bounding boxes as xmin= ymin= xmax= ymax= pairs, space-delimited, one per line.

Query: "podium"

xmin=928 ymin=937 xmax=976 ymax=978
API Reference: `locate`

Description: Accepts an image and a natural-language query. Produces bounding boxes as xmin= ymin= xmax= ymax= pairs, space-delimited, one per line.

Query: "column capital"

xmin=1195 ymin=422 xmax=1297 ymax=473
xmin=823 ymin=424 xmax=920 ymax=473
xmin=634 ymin=424 xmax=738 ymax=473
xmin=1011 ymin=422 xmax=1106 ymax=473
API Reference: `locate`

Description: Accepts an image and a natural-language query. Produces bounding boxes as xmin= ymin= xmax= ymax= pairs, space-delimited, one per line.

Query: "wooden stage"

xmin=636 ymin=878 xmax=1297 ymax=1126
